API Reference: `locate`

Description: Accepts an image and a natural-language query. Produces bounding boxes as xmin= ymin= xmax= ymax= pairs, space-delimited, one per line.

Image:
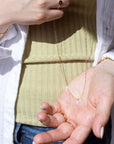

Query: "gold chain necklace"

xmin=53 ymin=1 xmax=92 ymax=105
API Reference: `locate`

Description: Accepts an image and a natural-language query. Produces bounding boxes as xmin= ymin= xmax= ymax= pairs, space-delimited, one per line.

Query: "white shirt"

xmin=0 ymin=0 xmax=114 ymax=143
xmin=93 ymin=0 xmax=114 ymax=65
xmin=0 ymin=25 xmax=28 ymax=144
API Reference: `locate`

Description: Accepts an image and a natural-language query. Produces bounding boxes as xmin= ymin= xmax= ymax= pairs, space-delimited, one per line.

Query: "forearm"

xmin=0 ymin=0 xmax=15 ymax=34
xmin=0 ymin=3 xmax=14 ymax=38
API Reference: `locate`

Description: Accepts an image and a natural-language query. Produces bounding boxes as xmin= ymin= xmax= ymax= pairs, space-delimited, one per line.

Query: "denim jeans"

xmin=14 ymin=117 xmax=112 ymax=144
xmin=14 ymin=123 xmax=64 ymax=144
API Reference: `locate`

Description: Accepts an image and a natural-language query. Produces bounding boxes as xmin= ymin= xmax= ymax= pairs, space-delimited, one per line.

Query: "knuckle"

xmin=34 ymin=12 xmax=46 ymax=22
xmin=37 ymin=0 xmax=47 ymax=8
xmin=38 ymin=12 xmax=46 ymax=21
xmin=71 ymin=137 xmax=82 ymax=144
xmin=64 ymin=0 xmax=70 ymax=7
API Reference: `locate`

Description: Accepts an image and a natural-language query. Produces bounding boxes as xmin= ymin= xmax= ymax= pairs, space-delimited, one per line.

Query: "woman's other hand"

xmin=0 ymin=0 xmax=70 ymax=27
xmin=33 ymin=59 xmax=114 ymax=144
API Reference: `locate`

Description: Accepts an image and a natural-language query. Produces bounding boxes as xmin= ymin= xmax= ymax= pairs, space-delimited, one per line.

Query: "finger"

xmin=40 ymin=102 xmax=54 ymax=114
xmin=37 ymin=112 xmax=65 ymax=127
xmin=45 ymin=9 xmax=64 ymax=22
xmin=33 ymin=122 xmax=74 ymax=144
xmin=47 ymin=0 xmax=70 ymax=9
xmin=63 ymin=125 xmax=91 ymax=144
xmin=40 ymin=102 xmax=61 ymax=115
xmin=35 ymin=9 xmax=64 ymax=25
xmin=92 ymin=98 xmax=113 ymax=139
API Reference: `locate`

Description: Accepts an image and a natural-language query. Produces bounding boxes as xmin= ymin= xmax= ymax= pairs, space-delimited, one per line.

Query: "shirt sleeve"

xmin=93 ymin=0 xmax=114 ymax=65
xmin=0 ymin=25 xmax=18 ymax=59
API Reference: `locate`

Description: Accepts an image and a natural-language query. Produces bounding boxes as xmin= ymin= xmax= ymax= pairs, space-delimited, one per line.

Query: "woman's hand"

xmin=33 ymin=59 xmax=114 ymax=144
xmin=0 ymin=0 xmax=70 ymax=27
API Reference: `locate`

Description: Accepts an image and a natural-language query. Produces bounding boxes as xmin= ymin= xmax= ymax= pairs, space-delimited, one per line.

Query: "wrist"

xmin=97 ymin=59 xmax=114 ymax=76
xmin=0 ymin=24 xmax=11 ymax=39
xmin=0 ymin=13 xmax=14 ymax=32
xmin=0 ymin=16 xmax=13 ymax=38
xmin=0 ymin=24 xmax=10 ymax=33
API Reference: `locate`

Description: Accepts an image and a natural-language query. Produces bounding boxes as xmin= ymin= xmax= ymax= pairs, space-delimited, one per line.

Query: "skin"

xmin=0 ymin=0 xmax=70 ymax=33
xmin=33 ymin=59 xmax=114 ymax=144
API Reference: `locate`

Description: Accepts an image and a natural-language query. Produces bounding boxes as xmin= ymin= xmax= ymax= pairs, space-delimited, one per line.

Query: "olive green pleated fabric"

xmin=15 ymin=0 xmax=97 ymax=126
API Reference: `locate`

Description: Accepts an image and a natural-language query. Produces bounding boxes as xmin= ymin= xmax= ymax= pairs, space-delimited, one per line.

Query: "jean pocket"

xmin=14 ymin=123 xmax=22 ymax=144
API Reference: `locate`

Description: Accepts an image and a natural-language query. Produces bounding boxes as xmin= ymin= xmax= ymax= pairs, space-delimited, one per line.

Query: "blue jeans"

xmin=14 ymin=123 xmax=64 ymax=144
xmin=14 ymin=117 xmax=112 ymax=144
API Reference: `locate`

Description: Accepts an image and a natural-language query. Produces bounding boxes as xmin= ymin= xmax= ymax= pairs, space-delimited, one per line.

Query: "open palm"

xmin=33 ymin=66 xmax=114 ymax=144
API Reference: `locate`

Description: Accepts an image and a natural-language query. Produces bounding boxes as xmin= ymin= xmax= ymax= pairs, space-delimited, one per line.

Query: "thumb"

xmin=92 ymin=98 xmax=112 ymax=139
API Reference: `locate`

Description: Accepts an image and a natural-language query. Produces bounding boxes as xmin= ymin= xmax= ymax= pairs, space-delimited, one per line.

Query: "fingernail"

xmin=36 ymin=116 xmax=40 ymax=121
xmin=40 ymin=105 xmax=45 ymax=110
xmin=101 ymin=127 xmax=104 ymax=139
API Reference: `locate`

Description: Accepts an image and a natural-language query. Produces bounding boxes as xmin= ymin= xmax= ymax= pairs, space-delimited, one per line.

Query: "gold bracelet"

xmin=0 ymin=28 xmax=9 ymax=36
xmin=98 ymin=57 xmax=114 ymax=64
